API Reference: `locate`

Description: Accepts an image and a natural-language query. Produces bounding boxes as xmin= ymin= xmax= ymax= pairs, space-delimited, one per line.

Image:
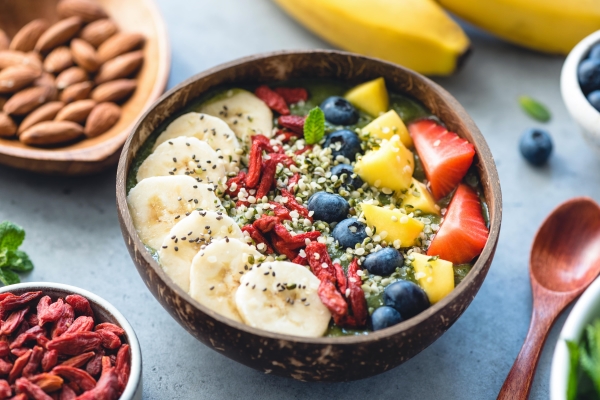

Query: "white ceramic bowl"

xmin=561 ymin=30 xmax=600 ymax=153
xmin=0 ymin=282 xmax=142 ymax=400
xmin=550 ymin=277 xmax=600 ymax=400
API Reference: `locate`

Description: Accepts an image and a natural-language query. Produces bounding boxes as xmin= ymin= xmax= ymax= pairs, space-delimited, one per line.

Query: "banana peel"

xmin=273 ymin=0 xmax=471 ymax=76
xmin=437 ymin=0 xmax=600 ymax=55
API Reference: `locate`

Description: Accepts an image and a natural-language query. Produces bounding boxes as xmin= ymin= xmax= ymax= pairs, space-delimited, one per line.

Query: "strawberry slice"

xmin=409 ymin=119 xmax=475 ymax=200
xmin=427 ymin=184 xmax=488 ymax=264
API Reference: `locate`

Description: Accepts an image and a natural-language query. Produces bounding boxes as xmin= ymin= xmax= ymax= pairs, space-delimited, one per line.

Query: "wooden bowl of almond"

xmin=0 ymin=0 xmax=169 ymax=175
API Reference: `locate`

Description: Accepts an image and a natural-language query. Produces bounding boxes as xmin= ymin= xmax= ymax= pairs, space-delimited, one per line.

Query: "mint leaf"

xmin=6 ymin=251 xmax=33 ymax=272
xmin=518 ymin=95 xmax=551 ymax=123
xmin=0 ymin=221 xmax=25 ymax=251
xmin=581 ymin=320 xmax=600 ymax=395
xmin=303 ymin=107 xmax=325 ymax=145
xmin=0 ymin=268 xmax=19 ymax=285
xmin=566 ymin=340 xmax=580 ymax=400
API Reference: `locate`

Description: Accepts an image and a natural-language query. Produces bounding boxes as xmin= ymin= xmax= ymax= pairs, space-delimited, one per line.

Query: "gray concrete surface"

xmin=1 ymin=1 xmax=599 ymax=398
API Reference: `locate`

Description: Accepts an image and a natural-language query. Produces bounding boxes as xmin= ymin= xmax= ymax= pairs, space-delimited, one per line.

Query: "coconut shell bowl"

xmin=116 ymin=50 xmax=502 ymax=382
xmin=0 ymin=0 xmax=169 ymax=175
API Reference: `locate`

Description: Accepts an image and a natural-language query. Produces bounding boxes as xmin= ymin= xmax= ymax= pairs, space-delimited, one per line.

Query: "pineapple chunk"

xmin=411 ymin=253 xmax=454 ymax=304
xmin=402 ymin=179 xmax=440 ymax=215
xmin=345 ymin=77 xmax=389 ymax=117
xmin=361 ymin=203 xmax=424 ymax=247
xmin=355 ymin=135 xmax=414 ymax=193
xmin=361 ymin=110 xmax=413 ymax=148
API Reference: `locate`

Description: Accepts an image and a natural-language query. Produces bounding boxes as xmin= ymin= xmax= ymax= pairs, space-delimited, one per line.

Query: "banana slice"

xmin=235 ymin=261 xmax=331 ymax=337
xmin=136 ymin=136 xmax=226 ymax=184
xmin=152 ymin=112 xmax=241 ymax=173
xmin=198 ymin=89 xmax=273 ymax=142
xmin=158 ymin=210 xmax=244 ymax=292
xmin=127 ymin=176 xmax=222 ymax=250
xmin=189 ymin=238 xmax=262 ymax=323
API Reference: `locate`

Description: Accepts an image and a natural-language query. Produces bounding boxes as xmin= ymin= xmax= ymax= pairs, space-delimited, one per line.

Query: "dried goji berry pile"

xmin=0 ymin=291 xmax=130 ymax=400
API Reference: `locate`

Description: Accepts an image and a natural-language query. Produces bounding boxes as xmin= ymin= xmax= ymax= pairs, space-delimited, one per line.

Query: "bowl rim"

xmin=0 ymin=0 xmax=171 ymax=167
xmin=550 ymin=276 xmax=600 ymax=400
xmin=560 ymin=30 xmax=600 ymax=137
xmin=116 ymin=49 xmax=502 ymax=345
xmin=0 ymin=281 xmax=142 ymax=399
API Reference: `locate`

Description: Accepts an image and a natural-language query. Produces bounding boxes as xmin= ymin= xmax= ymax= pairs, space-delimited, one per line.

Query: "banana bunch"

xmin=273 ymin=0 xmax=600 ymax=75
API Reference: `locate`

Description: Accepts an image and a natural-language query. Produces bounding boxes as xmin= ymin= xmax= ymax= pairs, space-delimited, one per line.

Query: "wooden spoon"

xmin=498 ymin=197 xmax=600 ymax=399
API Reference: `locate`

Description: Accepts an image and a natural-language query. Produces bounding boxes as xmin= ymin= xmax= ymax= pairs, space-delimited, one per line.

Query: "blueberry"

xmin=587 ymin=90 xmax=600 ymax=112
xmin=363 ymin=248 xmax=404 ymax=276
xmin=371 ymin=306 xmax=403 ymax=331
xmin=332 ymin=218 xmax=367 ymax=249
xmin=589 ymin=43 xmax=600 ymax=60
xmin=578 ymin=59 xmax=600 ymax=94
xmin=519 ymin=128 xmax=553 ymax=166
xmin=307 ymin=192 xmax=349 ymax=223
xmin=330 ymin=163 xmax=364 ymax=189
xmin=383 ymin=280 xmax=430 ymax=319
xmin=324 ymin=130 xmax=362 ymax=161
xmin=320 ymin=96 xmax=359 ymax=126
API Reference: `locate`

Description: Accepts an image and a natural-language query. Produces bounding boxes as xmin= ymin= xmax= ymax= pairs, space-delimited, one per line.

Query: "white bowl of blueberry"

xmin=561 ymin=30 xmax=600 ymax=153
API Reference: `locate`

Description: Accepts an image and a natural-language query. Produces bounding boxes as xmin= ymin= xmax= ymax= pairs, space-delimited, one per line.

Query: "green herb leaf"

xmin=0 ymin=221 xmax=25 ymax=251
xmin=567 ymin=340 xmax=580 ymax=400
xmin=581 ymin=320 xmax=600 ymax=395
xmin=0 ymin=268 xmax=20 ymax=285
xmin=303 ymin=107 xmax=325 ymax=145
xmin=518 ymin=95 xmax=551 ymax=122
xmin=6 ymin=251 xmax=33 ymax=272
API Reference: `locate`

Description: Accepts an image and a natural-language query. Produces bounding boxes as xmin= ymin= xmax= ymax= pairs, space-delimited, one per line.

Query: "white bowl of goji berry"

xmin=0 ymin=282 xmax=142 ymax=400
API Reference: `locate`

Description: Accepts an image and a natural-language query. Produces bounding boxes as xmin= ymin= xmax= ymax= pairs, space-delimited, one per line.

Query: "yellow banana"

xmin=273 ymin=0 xmax=470 ymax=76
xmin=437 ymin=0 xmax=600 ymax=54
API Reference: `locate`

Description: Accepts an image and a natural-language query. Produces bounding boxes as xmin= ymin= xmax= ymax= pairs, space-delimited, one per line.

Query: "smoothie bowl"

xmin=116 ymin=50 xmax=502 ymax=381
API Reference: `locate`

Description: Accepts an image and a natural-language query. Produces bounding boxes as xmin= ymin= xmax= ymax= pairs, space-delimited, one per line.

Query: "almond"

xmin=3 ymin=85 xmax=56 ymax=115
xmin=57 ymin=0 xmax=108 ymax=23
xmin=43 ymin=46 xmax=73 ymax=73
xmin=20 ymin=120 xmax=83 ymax=146
xmin=91 ymin=79 xmax=135 ymax=103
xmin=95 ymin=50 xmax=143 ymax=84
xmin=55 ymin=66 xmax=87 ymax=89
xmin=85 ymin=102 xmax=120 ymax=137
xmin=0 ymin=65 xmax=42 ymax=94
xmin=80 ymin=19 xmax=118 ymax=48
xmin=18 ymin=101 xmax=64 ymax=134
xmin=0 ymin=50 xmax=42 ymax=70
xmin=60 ymin=80 xmax=92 ymax=103
xmin=9 ymin=19 xmax=49 ymax=52
xmin=70 ymin=38 xmax=99 ymax=72
xmin=33 ymin=72 xmax=56 ymax=89
xmin=97 ymin=33 xmax=144 ymax=63
xmin=0 ymin=30 xmax=9 ymax=51
xmin=35 ymin=16 xmax=83 ymax=53
xmin=0 ymin=112 xmax=17 ymax=137
xmin=55 ymin=99 xmax=95 ymax=123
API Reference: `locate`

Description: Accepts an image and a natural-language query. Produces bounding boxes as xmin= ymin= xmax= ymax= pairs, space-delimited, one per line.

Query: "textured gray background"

xmin=2 ymin=0 xmax=599 ymax=398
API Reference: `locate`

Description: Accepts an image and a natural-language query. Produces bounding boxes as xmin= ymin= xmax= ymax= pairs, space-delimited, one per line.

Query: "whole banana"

xmin=437 ymin=0 xmax=600 ymax=54
xmin=273 ymin=0 xmax=471 ymax=76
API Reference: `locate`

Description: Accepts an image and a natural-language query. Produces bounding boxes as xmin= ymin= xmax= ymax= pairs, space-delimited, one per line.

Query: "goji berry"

xmin=60 ymin=352 xmax=95 ymax=369
xmin=280 ymin=189 xmax=312 ymax=221
xmin=225 ymin=171 xmax=246 ymax=197
xmin=255 ymin=158 xmax=277 ymax=199
xmin=347 ymin=259 xmax=368 ymax=327
xmin=287 ymin=173 xmax=300 ymax=190
xmin=0 ymin=342 xmax=8 ymax=358
xmin=318 ymin=280 xmax=348 ymax=319
xmin=0 ymin=292 xmax=41 ymax=315
xmin=273 ymin=87 xmax=308 ymax=104
xmin=305 ymin=242 xmax=335 ymax=283
xmin=10 ymin=393 xmax=27 ymax=400
xmin=0 ymin=379 xmax=9 ymax=398
xmin=277 ymin=129 xmax=301 ymax=144
xmin=58 ymin=384 xmax=76 ymax=400
xmin=236 ymin=200 xmax=250 ymax=208
xmin=78 ymin=357 xmax=119 ymax=400
xmin=47 ymin=332 xmax=101 ymax=356
xmin=0 ymin=308 xmax=28 ymax=336
xmin=241 ymin=226 xmax=273 ymax=254
xmin=51 ymin=304 xmax=74 ymax=339
xmin=41 ymin=350 xmax=58 ymax=372
xmin=268 ymin=202 xmax=291 ymax=221
xmin=272 ymin=224 xmax=320 ymax=250
xmin=291 ymin=254 xmax=308 ymax=266
xmin=15 ymin=377 xmax=51 ymax=400
xmin=294 ymin=145 xmax=312 ymax=156
xmin=269 ymin=233 xmax=298 ymax=261
xmin=278 ymin=115 xmax=305 ymax=134
xmin=93 ymin=324 xmax=124 ymax=337
xmin=333 ymin=263 xmax=347 ymax=296
xmin=245 ymin=135 xmax=273 ymax=189
xmin=25 ymin=313 xmax=38 ymax=327
xmin=0 ymin=359 xmax=12 ymax=375
xmin=268 ymin=153 xmax=294 ymax=167
xmin=64 ymin=295 xmax=93 ymax=319
xmin=85 ymin=349 xmax=104 ymax=378
xmin=10 ymin=348 xmax=28 ymax=358
xmin=9 ymin=350 xmax=31 ymax=383
xmin=52 ymin=366 xmax=96 ymax=392
xmin=64 ymin=317 xmax=94 ymax=335
xmin=255 ymin=85 xmax=289 ymax=115
xmin=252 ymin=216 xmax=279 ymax=234
xmin=115 ymin=345 xmax=130 ymax=393
xmin=22 ymin=346 xmax=43 ymax=378
xmin=11 ymin=325 xmax=45 ymax=350
xmin=38 ymin=297 xmax=65 ymax=326
xmin=97 ymin=330 xmax=120 ymax=350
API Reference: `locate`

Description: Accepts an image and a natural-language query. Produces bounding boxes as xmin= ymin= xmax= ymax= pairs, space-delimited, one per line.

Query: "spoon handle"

xmin=497 ymin=303 xmax=558 ymax=400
